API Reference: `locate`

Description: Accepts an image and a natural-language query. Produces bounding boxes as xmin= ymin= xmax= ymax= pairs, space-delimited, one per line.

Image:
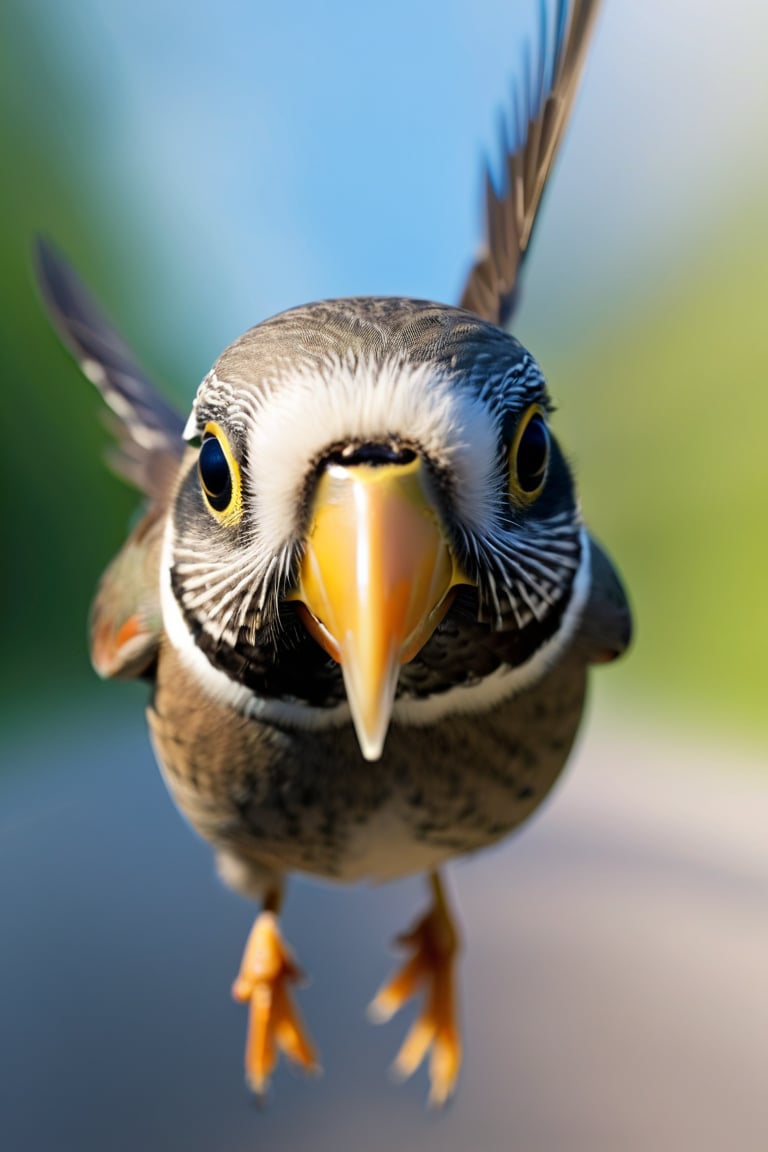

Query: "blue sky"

xmin=35 ymin=0 xmax=768 ymax=378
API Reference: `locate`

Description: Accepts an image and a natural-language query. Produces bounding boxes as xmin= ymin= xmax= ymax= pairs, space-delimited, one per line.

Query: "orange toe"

xmin=233 ymin=911 xmax=320 ymax=1095
xmin=369 ymin=873 xmax=462 ymax=1105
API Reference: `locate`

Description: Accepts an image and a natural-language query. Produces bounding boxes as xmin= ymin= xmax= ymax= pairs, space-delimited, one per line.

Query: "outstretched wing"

xmin=35 ymin=239 xmax=188 ymax=679
xmin=460 ymin=0 xmax=601 ymax=328
xmin=35 ymin=237 xmax=186 ymax=501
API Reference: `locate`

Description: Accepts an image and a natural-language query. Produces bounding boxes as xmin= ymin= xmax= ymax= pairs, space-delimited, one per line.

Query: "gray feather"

xmin=35 ymin=237 xmax=185 ymax=500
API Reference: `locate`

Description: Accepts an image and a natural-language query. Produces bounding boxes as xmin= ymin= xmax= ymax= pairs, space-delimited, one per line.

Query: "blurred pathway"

xmin=1 ymin=712 xmax=766 ymax=1151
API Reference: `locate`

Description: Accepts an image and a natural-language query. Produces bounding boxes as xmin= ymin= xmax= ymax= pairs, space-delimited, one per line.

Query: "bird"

xmin=36 ymin=0 xmax=630 ymax=1107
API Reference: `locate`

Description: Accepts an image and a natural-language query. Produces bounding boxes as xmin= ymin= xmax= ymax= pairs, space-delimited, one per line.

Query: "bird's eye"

xmin=198 ymin=422 xmax=243 ymax=525
xmin=508 ymin=405 xmax=550 ymax=503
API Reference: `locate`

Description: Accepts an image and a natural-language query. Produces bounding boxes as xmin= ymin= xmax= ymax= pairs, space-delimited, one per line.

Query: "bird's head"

xmin=164 ymin=298 xmax=585 ymax=760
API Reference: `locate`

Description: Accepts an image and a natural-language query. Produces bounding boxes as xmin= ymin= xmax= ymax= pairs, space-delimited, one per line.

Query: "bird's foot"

xmin=369 ymin=874 xmax=461 ymax=1106
xmin=232 ymin=911 xmax=320 ymax=1096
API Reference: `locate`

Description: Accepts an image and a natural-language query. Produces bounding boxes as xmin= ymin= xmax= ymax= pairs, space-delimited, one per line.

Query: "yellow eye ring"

xmin=198 ymin=421 xmax=243 ymax=526
xmin=508 ymin=404 xmax=550 ymax=504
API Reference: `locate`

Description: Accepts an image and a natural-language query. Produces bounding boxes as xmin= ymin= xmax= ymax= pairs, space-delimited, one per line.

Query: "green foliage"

xmin=552 ymin=211 xmax=768 ymax=739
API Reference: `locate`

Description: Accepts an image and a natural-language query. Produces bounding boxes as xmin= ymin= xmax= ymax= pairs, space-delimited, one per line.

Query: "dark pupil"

xmin=516 ymin=416 xmax=549 ymax=492
xmin=199 ymin=436 xmax=232 ymax=511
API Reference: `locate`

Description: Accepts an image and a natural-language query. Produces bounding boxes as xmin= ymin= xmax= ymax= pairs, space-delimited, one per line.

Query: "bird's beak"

xmin=287 ymin=458 xmax=471 ymax=761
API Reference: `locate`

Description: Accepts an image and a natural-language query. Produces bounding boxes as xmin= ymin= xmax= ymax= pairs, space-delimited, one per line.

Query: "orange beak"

xmin=287 ymin=458 xmax=471 ymax=761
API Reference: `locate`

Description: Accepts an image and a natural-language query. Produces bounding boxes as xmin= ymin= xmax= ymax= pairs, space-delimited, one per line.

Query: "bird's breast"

xmin=149 ymin=639 xmax=588 ymax=885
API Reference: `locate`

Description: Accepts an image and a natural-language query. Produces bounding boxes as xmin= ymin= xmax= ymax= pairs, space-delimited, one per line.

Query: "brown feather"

xmin=460 ymin=0 xmax=602 ymax=328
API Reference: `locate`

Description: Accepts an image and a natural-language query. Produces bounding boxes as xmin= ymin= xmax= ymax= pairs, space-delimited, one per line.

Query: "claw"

xmin=369 ymin=873 xmax=462 ymax=1106
xmin=232 ymin=911 xmax=320 ymax=1095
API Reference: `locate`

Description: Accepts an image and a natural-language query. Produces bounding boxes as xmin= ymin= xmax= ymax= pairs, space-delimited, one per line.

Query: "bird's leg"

xmin=231 ymin=885 xmax=320 ymax=1095
xmin=369 ymin=870 xmax=462 ymax=1106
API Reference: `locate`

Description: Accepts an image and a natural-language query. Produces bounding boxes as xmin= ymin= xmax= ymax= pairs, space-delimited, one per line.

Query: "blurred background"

xmin=1 ymin=1 xmax=767 ymax=1149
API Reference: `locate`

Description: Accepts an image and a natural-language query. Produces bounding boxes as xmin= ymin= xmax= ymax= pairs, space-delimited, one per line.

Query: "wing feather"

xmin=460 ymin=0 xmax=602 ymax=327
xmin=35 ymin=237 xmax=185 ymax=500
xmin=575 ymin=535 xmax=633 ymax=664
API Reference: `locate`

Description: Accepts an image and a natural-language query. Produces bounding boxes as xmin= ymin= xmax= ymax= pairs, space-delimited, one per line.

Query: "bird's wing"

xmin=35 ymin=238 xmax=187 ymax=679
xmin=459 ymin=0 xmax=601 ymax=328
xmin=88 ymin=509 xmax=167 ymax=679
xmin=35 ymin=237 xmax=186 ymax=501
xmin=575 ymin=534 xmax=633 ymax=664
